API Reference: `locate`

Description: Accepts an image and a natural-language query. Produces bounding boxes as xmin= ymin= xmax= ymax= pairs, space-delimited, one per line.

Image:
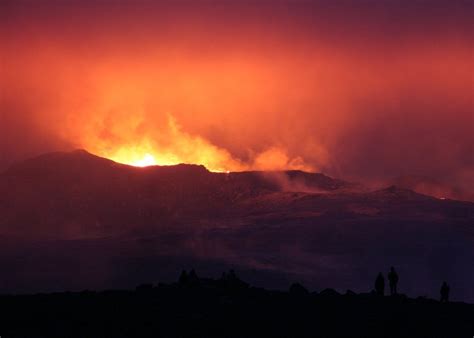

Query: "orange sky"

xmin=1 ymin=1 xmax=473 ymax=188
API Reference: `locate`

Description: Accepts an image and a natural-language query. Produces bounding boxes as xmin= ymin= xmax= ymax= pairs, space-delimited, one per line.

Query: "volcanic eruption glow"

xmin=89 ymin=115 xmax=247 ymax=172
xmin=125 ymin=153 xmax=157 ymax=167
xmin=1 ymin=1 xmax=472 ymax=188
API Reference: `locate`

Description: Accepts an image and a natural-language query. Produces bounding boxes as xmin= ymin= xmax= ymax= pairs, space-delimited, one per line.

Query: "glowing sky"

xmin=1 ymin=0 xmax=472 ymax=188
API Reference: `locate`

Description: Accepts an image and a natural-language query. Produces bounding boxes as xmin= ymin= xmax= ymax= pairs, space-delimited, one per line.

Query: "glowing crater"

xmin=131 ymin=153 xmax=157 ymax=167
xmin=108 ymin=148 xmax=180 ymax=168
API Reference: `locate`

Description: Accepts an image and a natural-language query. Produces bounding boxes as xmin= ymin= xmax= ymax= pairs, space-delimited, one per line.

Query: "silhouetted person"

xmin=440 ymin=282 xmax=450 ymax=303
xmin=375 ymin=273 xmax=385 ymax=296
xmin=227 ymin=269 xmax=237 ymax=280
xmin=388 ymin=267 xmax=399 ymax=295
xmin=179 ymin=270 xmax=188 ymax=284
xmin=188 ymin=269 xmax=200 ymax=286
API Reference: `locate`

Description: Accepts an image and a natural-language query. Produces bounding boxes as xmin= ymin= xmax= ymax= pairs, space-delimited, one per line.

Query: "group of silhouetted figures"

xmin=375 ymin=266 xmax=450 ymax=302
xmin=375 ymin=267 xmax=399 ymax=296
xmin=178 ymin=268 xmax=250 ymax=290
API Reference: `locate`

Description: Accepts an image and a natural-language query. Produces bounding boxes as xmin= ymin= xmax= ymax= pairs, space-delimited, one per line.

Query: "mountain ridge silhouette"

xmin=0 ymin=150 xmax=473 ymax=302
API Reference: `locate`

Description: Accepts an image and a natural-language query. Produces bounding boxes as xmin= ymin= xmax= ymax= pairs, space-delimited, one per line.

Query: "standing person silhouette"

xmin=375 ymin=273 xmax=385 ymax=296
xmin=388 ymin=267 xmax=399 ymax=295
xmin=440 ymin=282 xmax=450 ymax=303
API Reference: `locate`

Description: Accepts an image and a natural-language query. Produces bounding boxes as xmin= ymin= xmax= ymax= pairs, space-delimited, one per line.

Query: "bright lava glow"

xmin=107 ymin=147 xmax=232 ymax=172
xmin=131 ymin=153 xmax=157 ymax=167
xmin=107 ymin=146 xmax=187 ymax=168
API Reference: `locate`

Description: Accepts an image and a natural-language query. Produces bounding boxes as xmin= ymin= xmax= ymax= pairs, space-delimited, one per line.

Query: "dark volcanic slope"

xmin=391 ymin=174 xmax=474 ymax=202
xmin=0 ymin=150 xmax=473 ymax=302
xmin=0 ymin=150 xmax=357 ymax=238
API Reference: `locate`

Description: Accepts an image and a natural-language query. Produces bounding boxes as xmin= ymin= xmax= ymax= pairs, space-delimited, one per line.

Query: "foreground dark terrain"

xmin=0 ymin=150 xmax=473 ymax=302
xmin=1 ymin=271 xmax=473 ymax=338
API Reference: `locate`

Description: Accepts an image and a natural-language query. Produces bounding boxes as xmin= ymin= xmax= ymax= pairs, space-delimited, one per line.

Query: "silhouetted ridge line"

xmin=0 ymin=269 xmax=473 ymax=338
